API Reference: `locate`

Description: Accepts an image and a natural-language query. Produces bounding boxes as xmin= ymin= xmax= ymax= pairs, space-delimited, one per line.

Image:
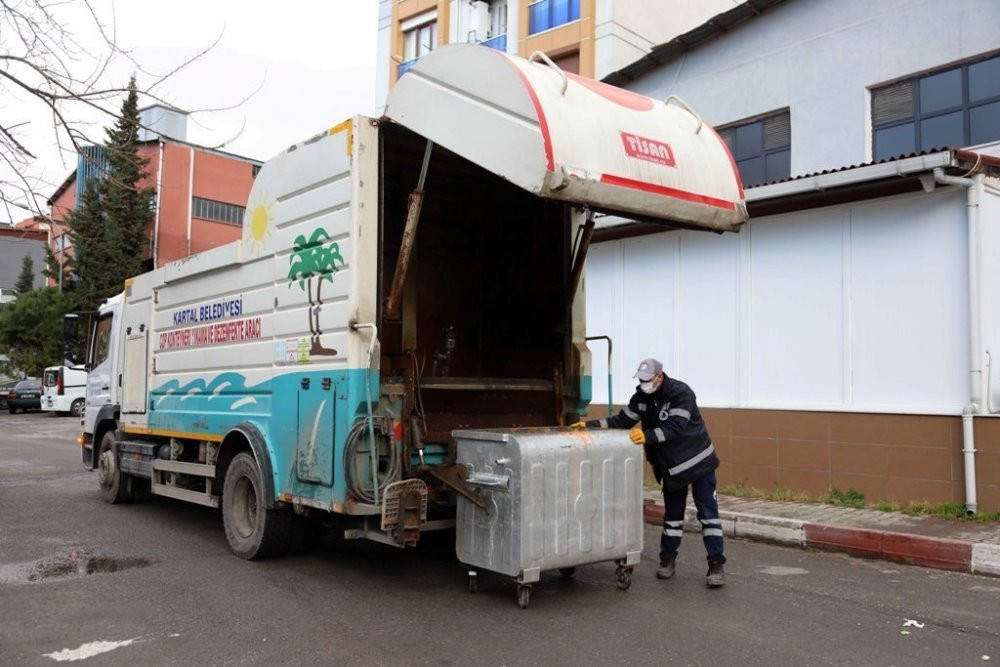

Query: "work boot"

xmin=656 ymin=554 xmax=676 ymax=579
xmin=706 ymin=560 xmax=725 ymax=588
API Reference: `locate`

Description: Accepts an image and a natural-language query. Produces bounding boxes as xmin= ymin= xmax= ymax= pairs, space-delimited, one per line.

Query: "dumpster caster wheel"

xmin=468 ymin=570 xmax=478 ymax=594
xmin=559 ymin=567 xmax=576 ymax=578
xmin=615 ymin=565 xmax=633 ymax=591
xmin=517 ymin=584 xmax=531 ymax=609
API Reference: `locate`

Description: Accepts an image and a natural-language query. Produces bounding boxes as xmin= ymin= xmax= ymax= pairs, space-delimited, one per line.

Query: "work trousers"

xmin=660 ymin=471 xmax=725 ymax=563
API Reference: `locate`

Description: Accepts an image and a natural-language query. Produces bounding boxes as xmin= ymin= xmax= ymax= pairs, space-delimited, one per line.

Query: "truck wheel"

xmin=97 ymin=431 xmax=130 ymax=504
xmin=223 ymin=452 xmax=293 ymax=560
xmin=70 ymin=398 xmax=85 ymax=418
xmin=125 ymin=476 xmax=151 ymax=502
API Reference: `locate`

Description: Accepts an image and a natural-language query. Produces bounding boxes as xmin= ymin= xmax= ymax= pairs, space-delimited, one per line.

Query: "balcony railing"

xmin=528 ymin=0 xmax=580 ymax=35
xmin=480 ymin=33 xmax=507 ymax=52
xmin=397 ymin=58 xmax=418 ymax=78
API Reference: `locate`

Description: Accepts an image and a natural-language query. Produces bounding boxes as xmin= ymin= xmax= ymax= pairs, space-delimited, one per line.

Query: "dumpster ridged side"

xmin=455 ymin=428 xmax=643 ymax=581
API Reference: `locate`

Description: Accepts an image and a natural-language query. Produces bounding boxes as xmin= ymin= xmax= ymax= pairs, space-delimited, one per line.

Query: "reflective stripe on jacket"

xmin=587 ymin=376 xmax=718 ymax=489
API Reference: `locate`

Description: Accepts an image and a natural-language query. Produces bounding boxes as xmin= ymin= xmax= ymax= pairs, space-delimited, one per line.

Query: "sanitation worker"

xmin=571 ymin=358 xmax=725 ymax=587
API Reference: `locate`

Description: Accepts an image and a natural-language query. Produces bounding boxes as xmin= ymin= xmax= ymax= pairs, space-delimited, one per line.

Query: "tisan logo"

xmin=620 ymin=132 xmax=676 ymax=167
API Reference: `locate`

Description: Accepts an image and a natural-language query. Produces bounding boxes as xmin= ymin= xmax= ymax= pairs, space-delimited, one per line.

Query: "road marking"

xmin=759 ymin=566 xmax=808 ymax=576
xmin=44 ymin=638 xmax=142 ymax=662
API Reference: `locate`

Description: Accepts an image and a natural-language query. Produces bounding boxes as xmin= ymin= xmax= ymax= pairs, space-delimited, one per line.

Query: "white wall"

xmin=623 ymin=0 xmax=1000 ymax=177
xmin=594 ymin=0 xmax=733 ymax=80
xmin=586 ymin=187 xmax=971 ymax=414
xmin=980 ymin=179 xmax=1000 ymax=413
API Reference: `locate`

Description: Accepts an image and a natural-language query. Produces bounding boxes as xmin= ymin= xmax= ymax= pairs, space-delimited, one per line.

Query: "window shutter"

xmin=872 ymin=80 xmax=914 ymax=126
xmin=763 ymin=112 xmax=791 ymax=150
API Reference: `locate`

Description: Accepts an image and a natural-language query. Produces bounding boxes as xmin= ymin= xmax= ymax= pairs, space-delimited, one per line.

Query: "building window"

xmin=463 ymin=0 xmax=507 ymax=51
xmin=55 ymin=233 xmax=72 ymax=253
xmin=399 ymin=10 xmax=437 ymax=77
xmin=717 ymin=110 xmax=791 ymax=188
xmin=872 ymin=53 xmax=1000 ymax=160
xmin=483 ymin=0 xmax=507 ymax=50
xmin=551 ymin=50 xmax=579 ymax=75
xmin=192 ymin=196 xmax=245 ymax=226
xmin=251 ymin=164 xmax=261 ymax=178
xmin=528 ymin=0 xmax=580 ymax=35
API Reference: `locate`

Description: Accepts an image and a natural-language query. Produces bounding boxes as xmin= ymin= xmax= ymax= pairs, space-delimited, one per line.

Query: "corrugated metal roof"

xmin=592 ymin=147 xmax=1000 ymax=241
xmin=753 ymin=147 xmax=1000 ymax=189
xmin=603 ymin=0 xmax=790 ymax=86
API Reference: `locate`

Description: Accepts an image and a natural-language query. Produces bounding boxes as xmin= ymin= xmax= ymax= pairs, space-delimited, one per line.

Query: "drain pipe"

xmin=933 ymin=167 xmax=983 ymax=514
xmin=153 ymin=140 xmax=164 ymax=268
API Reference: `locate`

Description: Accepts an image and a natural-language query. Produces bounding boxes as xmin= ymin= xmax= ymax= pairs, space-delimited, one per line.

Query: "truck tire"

xmin=222 ymin=452 xmax=293 ymax=560
xmin=70 ymin=398 xmax=85 ymax=418
xmin=97 ymin=431 xmax=131 ymax=504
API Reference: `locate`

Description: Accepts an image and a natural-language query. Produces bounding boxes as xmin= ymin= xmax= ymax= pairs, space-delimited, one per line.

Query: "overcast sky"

xmin=3 ymin=0 xmax=378 ymax=223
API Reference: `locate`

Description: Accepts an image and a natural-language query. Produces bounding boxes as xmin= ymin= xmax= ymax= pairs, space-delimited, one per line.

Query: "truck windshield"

xmin=43 ymin=369 xmax=59 ymax=387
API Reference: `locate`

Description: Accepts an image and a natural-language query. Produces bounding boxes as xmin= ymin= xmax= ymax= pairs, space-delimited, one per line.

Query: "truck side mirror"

xmin=63 ymin=313 xmax=84 ymax=369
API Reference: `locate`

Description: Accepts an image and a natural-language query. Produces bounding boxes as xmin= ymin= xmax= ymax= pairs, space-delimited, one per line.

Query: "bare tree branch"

xmin=0 ymin=0 xmax=255 ymax=220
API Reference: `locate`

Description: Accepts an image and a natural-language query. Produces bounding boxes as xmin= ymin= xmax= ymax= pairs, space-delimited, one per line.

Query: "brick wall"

xmin=586 ymin=405 xmax=1000 ymax=511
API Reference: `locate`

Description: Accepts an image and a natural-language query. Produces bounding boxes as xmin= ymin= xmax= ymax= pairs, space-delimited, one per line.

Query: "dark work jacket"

xmin=587 ymin=376 xmax=718 ymax=490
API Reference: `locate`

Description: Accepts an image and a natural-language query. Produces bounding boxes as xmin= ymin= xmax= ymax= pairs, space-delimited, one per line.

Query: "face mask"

xmin=639 ymin=379 xmax=658 ymax=394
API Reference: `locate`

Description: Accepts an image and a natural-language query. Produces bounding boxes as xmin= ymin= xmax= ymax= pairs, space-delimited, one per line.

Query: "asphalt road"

xmin=1 ymin=412 xmax=998 ymax=665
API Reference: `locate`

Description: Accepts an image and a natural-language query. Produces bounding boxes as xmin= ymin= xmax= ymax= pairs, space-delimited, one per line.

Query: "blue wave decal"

xmin=150 ymin=372 xmax=271 ymax=414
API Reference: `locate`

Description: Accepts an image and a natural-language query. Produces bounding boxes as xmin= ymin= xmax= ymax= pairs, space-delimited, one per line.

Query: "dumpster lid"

xmin=385 ymin=44 xmax=747 ymax=232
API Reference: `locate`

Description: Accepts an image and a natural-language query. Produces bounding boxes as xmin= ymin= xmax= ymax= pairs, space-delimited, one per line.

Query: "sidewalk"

xmin=643 ymin=491 xmax=1000 ymax=577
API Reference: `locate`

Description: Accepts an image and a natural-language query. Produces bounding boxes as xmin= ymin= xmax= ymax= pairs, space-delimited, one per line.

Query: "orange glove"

xmin=629 ymin=426 xmax=645 ymax=445
xmin=569 ymin=421 xmax=588 ymax=429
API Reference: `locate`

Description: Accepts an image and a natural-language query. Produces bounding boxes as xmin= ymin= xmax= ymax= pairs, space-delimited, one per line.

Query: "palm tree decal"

xmin=288 ymin=227 xmax=345 ymax=355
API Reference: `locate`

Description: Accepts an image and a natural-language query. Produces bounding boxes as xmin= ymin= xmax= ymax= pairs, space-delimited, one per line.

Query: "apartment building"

xmin=374 ymin=0 xmax=734 ymax=110
xmin=46 ymin=105 xmax=262 ymax=278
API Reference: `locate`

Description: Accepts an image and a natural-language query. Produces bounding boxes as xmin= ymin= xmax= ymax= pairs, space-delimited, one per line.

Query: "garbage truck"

xmin=70 ymin=45 xmax=747 ymax=579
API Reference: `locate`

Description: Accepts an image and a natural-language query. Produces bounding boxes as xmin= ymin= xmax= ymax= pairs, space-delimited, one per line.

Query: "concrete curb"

xmin=972 ymin=543 xmax=1000 ymax=577
xmin=643 ymin=503 xmax=1000 ymax=577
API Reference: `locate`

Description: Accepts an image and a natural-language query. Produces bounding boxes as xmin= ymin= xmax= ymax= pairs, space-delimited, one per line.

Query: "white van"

xmin=42 ymin=365 xmax=87 ymax=417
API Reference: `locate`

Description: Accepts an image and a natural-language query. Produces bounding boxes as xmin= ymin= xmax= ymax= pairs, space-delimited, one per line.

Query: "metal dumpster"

xmin=454 ymin=427 xmax=644 ymax=608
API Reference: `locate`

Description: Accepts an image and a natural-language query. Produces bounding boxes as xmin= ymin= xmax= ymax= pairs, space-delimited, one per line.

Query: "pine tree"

xmin=102 ymin=76 xmax=153 ymax=282
xmin=65 ymin=76 xmax=154 ymax=310
xmin=65 ymin=177 xmax=111 ymax=310
xmin=41 ymin=243 xmax=70 ymax=290
xmin=14 ymin=254 xmax=36 ymax=295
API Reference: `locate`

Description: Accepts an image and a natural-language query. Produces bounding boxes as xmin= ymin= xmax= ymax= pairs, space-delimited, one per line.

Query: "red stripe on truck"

xmin=599 ymin=173 xmax=736 ymax=211
xmin=499 ymin=52 xmax=555 ymax=172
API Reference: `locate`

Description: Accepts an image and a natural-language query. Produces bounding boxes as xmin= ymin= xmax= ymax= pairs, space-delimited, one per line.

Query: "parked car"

xmin=0 ymin=379 xmax=19 ymax=411
xmin=7 ymin=378 xmax=42 ymax=413
xmin=42 ymin=365 xmax=87 ymax=417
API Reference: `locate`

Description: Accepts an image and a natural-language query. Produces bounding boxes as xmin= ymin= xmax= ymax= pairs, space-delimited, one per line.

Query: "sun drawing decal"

xmin=244 ymin=194 xmax=274 ymax=256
